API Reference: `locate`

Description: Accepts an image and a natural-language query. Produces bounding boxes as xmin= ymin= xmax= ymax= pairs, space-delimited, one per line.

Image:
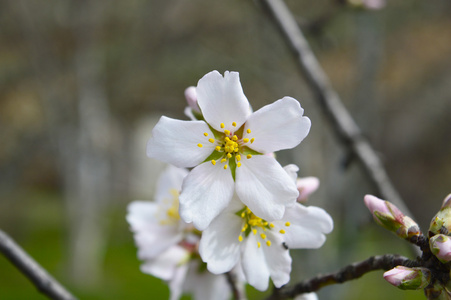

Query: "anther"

xmin=221 ymin=158 xmax=226 ymax=163
xmin=211 ymin=160 xmax=216 ymax=165
xmin=236 ymin=155 xmax=241 ymax=161
xmin=232 ymin=122 xmax=237 ymax=127
xmin=269 ymin=223 xmax=275 ymax=228
xmin=197 ymin=144 xmax=203 ymax=148
xmin=204 ymin=132 xmax=209 ymax=136
xmin=224 ymin=130 xmax=230 ymax=135
xmin=247 ymin=129 xmax=251 ymax=134
xmin=252 ymin=229 xmax=257 ymax=235
xmin=208 ymin=138 xmax=215 ymax=143
xmin=232 ymin=135 xmax=238 ymax=141
xmin=224 ymin=165 xmax=228 ymax=170
xmin=225 ymin=137 xmax=230 ymax=142
xmin=247 ymin=154 xmax=252 ymax=159
xmin=285 ymin=222 xmax=291 ymax=227
xmin=241 ymin=212 xmax=245 ymax=218
xmin=238 ymin=235 xmax=243 ymax=242
xmin=257 ymin=242 xmax=261 ymax=248
xmin=260 ymin=233 xmax=266 ymax=239
xmin=237 ymin=162 xmax=241 ymax=167
xmin=220 ymin=123 xmax=225 ymax=128
xmin=266 ymin=241 xmax=271 ymax=247
xmin=227 ymin=153 xmax=232 ymax=158
xmin=251 ymin=138 xmax=255 ymax=143
xmin=215 ymin=146 xmax=221 ymax=151
xmin=243 ymin=138 xmax=249 ymax=143
xmin=279 ymin=229 xmax=286 ymax=234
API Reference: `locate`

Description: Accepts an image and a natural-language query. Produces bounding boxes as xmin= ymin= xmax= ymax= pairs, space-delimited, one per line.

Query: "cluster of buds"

xmin=365 ymin=194 xmax=451 ymax=299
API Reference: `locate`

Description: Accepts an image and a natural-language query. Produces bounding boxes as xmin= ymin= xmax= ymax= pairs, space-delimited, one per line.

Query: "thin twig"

xmin=0 ymin=229 xmax=77 ymax=300
xmin=259 ymin=0 xmax=416 ymax=227
xmin=265 ymin=254 xmax=416 ymax=300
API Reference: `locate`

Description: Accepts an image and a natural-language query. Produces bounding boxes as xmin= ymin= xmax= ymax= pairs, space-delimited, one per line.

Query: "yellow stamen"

xmin=215 ymin=146 xmax=221 ymax=151
xmin=238 ymin=235 xmax=243 ymax=242
xmin=279 ymin=229 xmax=286 ymax=234
xmin=241 ymin=212 xmax=245 ymax=218
xmin=211 ymin=160 xmax=216 ymax=165
xmin=197 ymin=144 xmax=203 ymax=148
xmin=285 ymin=222 xmax=291 ymax=227
xmin=225 ymin=137 xmax=230 ymax=142
xmin=232 ymin=135 xmax=238 ymax=141
xmin=251 ymin=138 xmax=255 ymax=143
xmin=221 ymin=158 xmax=226 ymax=163
xmin=224 ymin=130 xmax=230 ymax=135
xmin=220 ymin=123 xmax=225 ymax=128
xmin=224 ymin=164 xmax=228 ymax=170
xmin=247 ymin=154 xmax=252 ymax=159
xmin=236 ymin=155 xmax=241 ymax=161
xmin=237 ymin=162 xmax=241 ymax=167
xmin=269 ymin=223 xmax=275 ymax=228
xmin=260 ymin=233 xmax=266 ymax=239
xmin=204 ymin=132 xmax=208 ymax=136
xmin=257 ymin=242 xmax=261 ymax=248
xmin=243 ymin=138 xmax=249 ymax=143
xmin=266 ymin=240 xmax=271 ymax=247
xmin=252 ymin=229 xmax=257 ymax=235
xmin=232 ymin=122 xmax=237 ymax=127
xmin=234 ymin=148 xmax=239 ymax=152
xmin=247 ymin=129 xmax=251 ymax=134
xmin=208 ymin=138 xmax=215 ymax=143
xmin=227 ymin=153 xmax=232 ymax=158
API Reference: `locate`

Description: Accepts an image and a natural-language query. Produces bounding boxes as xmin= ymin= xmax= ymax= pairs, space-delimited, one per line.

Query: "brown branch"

xmin=0 ymin=230 xmax=77 ymax=300
xmin=265 ymin=254 xmax=416 ymax=300
xmin=258 ymin=0 xmax=416 ymax=229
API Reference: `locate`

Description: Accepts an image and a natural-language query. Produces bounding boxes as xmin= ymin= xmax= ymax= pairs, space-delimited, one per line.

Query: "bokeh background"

xmin=0 ymin=0 xmax=450 ymax=299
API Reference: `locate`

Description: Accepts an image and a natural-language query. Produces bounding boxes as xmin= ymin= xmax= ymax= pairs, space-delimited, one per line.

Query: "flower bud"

xmin=383 ymin=266 xmax=431 ymax=290
xmin=430 ymin=234 xmax=451 ymax=263
xmin=425 ymin=283 xmax=451 ymax=300
xmin=430 ymin=194 xmax=451 ymax=236
xmin=184 ymin=86 xmax=200 ymax=113
xmin=296 ymin=177 xmax=320 ymax=203
xmin=364 ymin=195 xmax=421 ymax=240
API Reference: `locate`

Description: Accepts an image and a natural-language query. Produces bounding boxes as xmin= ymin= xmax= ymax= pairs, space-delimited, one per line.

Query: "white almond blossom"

xmin=199 ymin=196 xmax=333 ymax=291
xmin=147 ymin=70 xmax=311 ymax=230
xmin=127 ymin=165 xmax=230 ymax=300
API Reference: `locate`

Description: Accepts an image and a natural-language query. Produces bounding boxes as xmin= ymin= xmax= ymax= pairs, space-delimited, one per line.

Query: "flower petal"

xmin=169 ymin=261 xmax=190 ymax=300
xmin=244 ymin=97 xmax=311 ymax=153
xmin=236 ymin=155 xmax=298 ymax=221
xmin=126 ymin=201 xmax=159 ymax=230
xmin=140 ymin=245 xmax=188 ymax=281
xmin=199 ymin=207 xmax=242 ymax=274
xmin=241 ymin=234 xmax=270 ymax=291
xmin=179 ymin=162 xmax=234 ymax=230
xmin=196 ymin=71 xmax=250 ymax=132
xmin=147 ymin=116 xmax=214 ymax=168
xmin=184 ymin=261 xmax=231 ymax=300
xmin=263 ymin=232 xmax=292 ymax=288
xmin=134 ymin=228 xmax=183 ymax=259
xmin=282 ymin=204 xmax=333 ymax=249
xmin=154 ymin=165 xmax=188 ymax=204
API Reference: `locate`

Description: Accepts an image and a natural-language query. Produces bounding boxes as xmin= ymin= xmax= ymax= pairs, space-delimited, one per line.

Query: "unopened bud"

xmin=184 ymin=86 xmax=200 ymax=113
xmin=296 ymin=177 xmax=320 ymax=203
xmin=424 ymin=283 xmax=451 ymax=300
xmin=430 ymin=234 xmax=451 ymax=263
xmin=429 ymin=194 xmax=451 ymax=236
xmin=383 ymin=266 xmax=431 ymax=290
xmin=364 ymin=195 xmax=421 ymax=240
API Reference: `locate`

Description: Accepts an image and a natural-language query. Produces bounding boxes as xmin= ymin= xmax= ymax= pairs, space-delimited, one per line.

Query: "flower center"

xmin=198 ymin=121 xmax=255 ymax=171
xmin=236 ymin=207 xmax=291 ymax=248
xmin=158 ymin=189 xmax=181 ymax=225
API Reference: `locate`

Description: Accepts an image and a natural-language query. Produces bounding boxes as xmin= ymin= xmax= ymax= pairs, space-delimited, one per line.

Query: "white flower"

xmin=295 ymin=292 xmax=319 ymax=300
xmin=147 ymin=70 xmax=311 ymax=230
xmin=198 ymin=196 xmax=333 ymax=291
xmin=127 ymin=165 xmax=230 ymax=300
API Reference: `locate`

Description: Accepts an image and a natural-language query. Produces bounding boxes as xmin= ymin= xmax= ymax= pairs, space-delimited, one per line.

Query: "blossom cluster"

xmin=127 ymin=71 xmax=333 ymax=299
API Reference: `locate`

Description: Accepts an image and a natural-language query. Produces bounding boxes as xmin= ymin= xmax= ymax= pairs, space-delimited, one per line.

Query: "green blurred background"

xmin=0 ymin=0 xmax=450 ymax=299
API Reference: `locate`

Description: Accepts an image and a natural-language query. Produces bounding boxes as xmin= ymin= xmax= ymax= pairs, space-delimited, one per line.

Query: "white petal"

xmin=147 ymin=116 xmax=214 ymax=168
xmin=236 ymin=155 xmax=298 ymax=221
xmin=155 ymin=165 xmax=188 ymax=204
xmin=179 ymin=162 xmax=234 ymax=230
xmin=241 ymin=234 xmax=270 ymax=291
xmin=282 ymin=204 xmax=333 ymax=249
xmin=199 ymin=209 xmax=242 ymax=274
xmin=135 ymin=228 xmax=183 ymax=259
xmin=263 ymin=232 xmax=292 ymax=288
xmin=294 ymin=292 xmax=319 ymax=300
xmin=244 ymin=97 xmax=311 ymax=153
xmin=169 ymin=261 xmax=190 ymax=300
xmin=126 ymin=201 xmax=159 ymax=230
xmin=196 ymin=71 xmax=250 ymax=132
xmin=140 ymin=245 xmax=188 ymax=281
xmin=283 ymin=164 xmax=299 ymax=184
xmin=184 ymin=262 xmax=231 ymax=300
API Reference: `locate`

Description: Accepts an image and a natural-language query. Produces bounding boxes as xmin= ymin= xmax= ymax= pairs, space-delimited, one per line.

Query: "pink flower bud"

xmin=184 ymin=86 xmax=200 ymax=113
xmin=430 ymin=234 xmax=451 ymax=263
xmin=296 ymin=177 xmax=320 ymax=203
xmin=364 ymin=195 xmax=421 ymax=239
xmin=383 ymin=266 xmax=431 ymax=290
